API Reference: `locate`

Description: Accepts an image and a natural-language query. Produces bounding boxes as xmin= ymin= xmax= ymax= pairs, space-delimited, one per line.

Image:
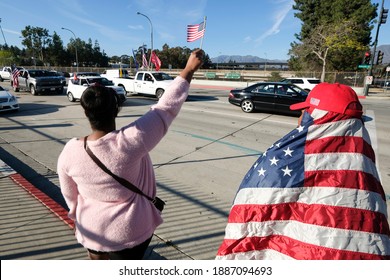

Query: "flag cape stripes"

xmin=187 ymin=21 xmax=205 ymax=42
xmin=11 ymin=65 xmax=20 ymax=88
xmin=216 ymin=109 xmax=390 ymax=260
xmin=151 ymin=51 xmax=161 ymax=71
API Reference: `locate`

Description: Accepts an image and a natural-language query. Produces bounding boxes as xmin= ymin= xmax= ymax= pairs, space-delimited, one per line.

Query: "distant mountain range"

xmin=211 ymin=44 xmax=390 ymax=65
xmin=210 ymin=55 xmax=287 ymax=64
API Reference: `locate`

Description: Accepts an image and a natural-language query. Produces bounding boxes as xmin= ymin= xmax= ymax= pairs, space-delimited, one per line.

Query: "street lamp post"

xmin=137 ymin=12 xmax=153 ymax=69
xmin=0 ymin=18 xmax=8 ymax=46
xmin=61 ymin=27 xmax=79 ymax=72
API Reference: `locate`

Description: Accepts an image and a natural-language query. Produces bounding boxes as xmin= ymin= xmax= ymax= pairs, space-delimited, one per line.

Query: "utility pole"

xmin=363 ymin=0 xmax=387 ymax=96
xmin=0 ymin=18 xmax=8 ymax=46
xmin=61 ymin=27 xmax=79 ymax=72
xmin=137 ymin=12 xmax=153 ymax=70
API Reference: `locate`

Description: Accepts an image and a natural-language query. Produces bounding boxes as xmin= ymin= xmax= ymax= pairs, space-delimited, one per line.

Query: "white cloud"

xmin=255 ymin=0 xmax=294 ymax=43
xmin=128 ymin=25 xmax=144 ymax=30
xmin=3 ymin=28 xmax=22 ymax=36
xmin=244 ymin=36 xmax=252 ymax=43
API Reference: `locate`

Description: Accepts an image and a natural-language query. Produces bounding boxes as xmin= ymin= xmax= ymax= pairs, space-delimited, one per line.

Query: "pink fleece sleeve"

xmin=57 ymin=161 xmax=79 ymax=221
xmin=123 ymin=76 xmax=190 ymax=152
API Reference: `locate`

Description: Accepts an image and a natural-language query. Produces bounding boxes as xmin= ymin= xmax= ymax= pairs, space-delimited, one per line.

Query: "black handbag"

xmin=83 ymin=136 xmax=165 ymax=212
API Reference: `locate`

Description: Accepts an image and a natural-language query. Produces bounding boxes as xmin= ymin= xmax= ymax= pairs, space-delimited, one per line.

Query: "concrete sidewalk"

xmin=1 ymin=82 xmax=388 ymax=260
xmin=0 ymin=159 xmax=191 ymax=260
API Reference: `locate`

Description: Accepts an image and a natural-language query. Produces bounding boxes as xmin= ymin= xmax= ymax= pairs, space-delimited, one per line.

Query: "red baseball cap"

xmin=290 ymin=83 xmax=363 ymax=118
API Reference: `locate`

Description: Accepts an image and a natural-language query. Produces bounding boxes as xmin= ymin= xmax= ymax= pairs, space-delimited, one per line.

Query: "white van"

xmin=101 ymin=69 xmax=129 ymax=80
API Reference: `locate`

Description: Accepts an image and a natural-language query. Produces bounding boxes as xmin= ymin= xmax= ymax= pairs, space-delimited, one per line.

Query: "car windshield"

xmin=28 ymin=70 xmax=53 ymax=77
xmin=289 ymin=84 xmax=309 ymax=95
xmin=152 ymin=72 xmax=173 ymax=81
xmin=77 ymin=72 xmax=100 ymax=77
xmin=87 ymin=77 xmax=114 ymax=86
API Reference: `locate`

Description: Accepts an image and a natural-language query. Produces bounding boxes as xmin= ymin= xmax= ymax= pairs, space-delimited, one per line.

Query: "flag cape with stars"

xmin=216 ymin=109 xmax=390 ymax=260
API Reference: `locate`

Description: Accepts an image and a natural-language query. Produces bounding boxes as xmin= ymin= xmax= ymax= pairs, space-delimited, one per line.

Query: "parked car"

xmin=49 ymin=70 xmax=67 ymax=86
xmin=0 ymin=66 xmax=12 ymax=82
xmin=109 ymin=71 xmax=174 ymax=99
xmin=0 ymin=85 xmax=19 ymax=112
xmin=11 ymin=69 xmax=64 ymax=95
xmin=280 ymin=77 xmax=321 ymax=91
xmin=66 ymin=76 xmax=126 ymax=103
xmin=228 ymin=82 xmax=308 ymax=115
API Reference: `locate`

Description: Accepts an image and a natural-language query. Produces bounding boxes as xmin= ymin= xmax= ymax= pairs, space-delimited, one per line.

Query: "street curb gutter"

xmin=0 ymin=159 xmax=74 ymax=229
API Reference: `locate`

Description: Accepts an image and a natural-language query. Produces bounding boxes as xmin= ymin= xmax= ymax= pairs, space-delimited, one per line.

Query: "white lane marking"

xmin=364 ymin=110 xmax=382 ymax=183
xmin=182 ymin=106 xmax=297 ymax=126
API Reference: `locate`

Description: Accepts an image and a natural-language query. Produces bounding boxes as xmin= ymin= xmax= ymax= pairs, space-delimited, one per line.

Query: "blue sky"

xmin=0 ymin=0 xmax=389 ymax=61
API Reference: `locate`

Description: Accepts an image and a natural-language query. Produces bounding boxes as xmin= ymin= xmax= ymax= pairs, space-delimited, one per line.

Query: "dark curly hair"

xmin=80 ymin=85 xmax=121 ymax=131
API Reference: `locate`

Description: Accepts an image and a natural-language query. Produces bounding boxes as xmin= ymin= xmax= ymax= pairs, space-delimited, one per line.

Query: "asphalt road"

xmin=1 ymin=81 xmax=390 ymax=259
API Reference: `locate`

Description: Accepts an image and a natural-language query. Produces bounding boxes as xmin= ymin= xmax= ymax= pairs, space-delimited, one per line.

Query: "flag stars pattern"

xmin=240 ymin=115 xmax=310 ymax=189
xmin=258 ymin=167 xmax=266 ymax=176
xmin=269 ymin=157 xmax=279 ymax=166
xmin=283 ymin=147 xmax=294 ymax=157
xmin=281 ymin=166 xmax=293 ymax=176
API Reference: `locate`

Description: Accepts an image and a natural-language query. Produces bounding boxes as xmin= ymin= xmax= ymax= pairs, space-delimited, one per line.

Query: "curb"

xmin=0 ymin=160 xmax=74 ymax=229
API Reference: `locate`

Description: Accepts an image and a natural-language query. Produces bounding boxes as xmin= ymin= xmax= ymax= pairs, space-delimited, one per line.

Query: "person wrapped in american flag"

xmin=216 ymin=83 xmax=390 ymax=260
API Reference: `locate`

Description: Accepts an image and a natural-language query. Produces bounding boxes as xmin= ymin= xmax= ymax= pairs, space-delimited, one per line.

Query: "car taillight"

xmin=229 ymin=92 xmax=234 ymax=98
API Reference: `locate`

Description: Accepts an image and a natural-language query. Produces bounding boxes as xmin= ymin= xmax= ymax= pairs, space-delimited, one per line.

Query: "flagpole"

xmin=199 ymin=16 xmax=207 ymax=50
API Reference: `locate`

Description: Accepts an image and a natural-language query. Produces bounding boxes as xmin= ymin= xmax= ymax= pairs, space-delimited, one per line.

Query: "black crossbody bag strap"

xmin=83 ymin=136 xmax=155 ymax=202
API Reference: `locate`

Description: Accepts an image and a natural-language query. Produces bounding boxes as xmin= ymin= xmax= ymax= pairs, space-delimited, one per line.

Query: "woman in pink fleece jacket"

xmin=57 ymin=49 xmax=203 ymax=260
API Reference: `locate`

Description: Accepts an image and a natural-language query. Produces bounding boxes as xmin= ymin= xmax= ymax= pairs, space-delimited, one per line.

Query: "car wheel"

xmin=67 ymin=92 xmax=75 ymax=102
xmin=30 ymin=85 xmax=37 ymax=95
xmin=241 ymin=99 xmax=254 ymax=113
xmin=156 ymin=88 xmax=164 ymax=99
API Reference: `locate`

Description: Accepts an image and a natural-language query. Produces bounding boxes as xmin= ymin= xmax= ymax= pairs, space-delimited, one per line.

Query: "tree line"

xmin=0 ymin=0 xmax=386 ymax=78
xmin=0 ymin=25 xmax=213 ymax=70
xmin=288 ymin=0 xmax=382 ymax=80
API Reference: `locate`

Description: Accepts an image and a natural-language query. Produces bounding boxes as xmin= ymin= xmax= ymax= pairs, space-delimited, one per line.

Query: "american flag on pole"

xmin=142 ymin=52 xmax=148 ymax=69
xmin=11 ymin=65 xmax=20 ymax=88
xmin=216 ymin=109 xmax=390 ymax=260
xmin=187 ymin=21 xmax=205 ymax=42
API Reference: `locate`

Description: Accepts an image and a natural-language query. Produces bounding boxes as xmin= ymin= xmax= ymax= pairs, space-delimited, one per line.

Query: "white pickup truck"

xmin=108 ymin=71 xmax=174 ymax=99
xmin=0 ymin=66 xmax=12 ymax=82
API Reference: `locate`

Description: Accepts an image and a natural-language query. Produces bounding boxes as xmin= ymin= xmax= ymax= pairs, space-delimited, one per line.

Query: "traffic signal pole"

xmin=363 ymin=0 xmax=386 ymax=96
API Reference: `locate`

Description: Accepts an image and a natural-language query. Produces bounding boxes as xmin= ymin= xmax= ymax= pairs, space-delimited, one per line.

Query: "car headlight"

xmin=10 ymin=96 xmax=16 ymax=102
